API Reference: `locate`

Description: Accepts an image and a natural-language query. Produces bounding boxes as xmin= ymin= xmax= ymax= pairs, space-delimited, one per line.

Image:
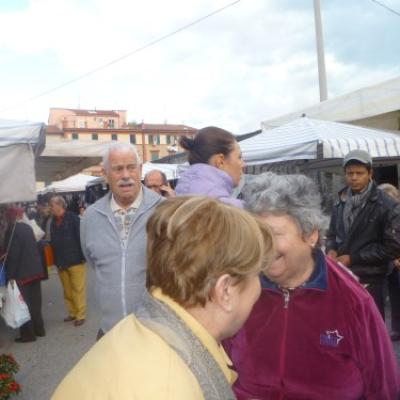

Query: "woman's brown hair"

xmin=146 ymin=196 xmax=273 ymax=308
xmin=179 ymin=126 xmax=236 ymax=165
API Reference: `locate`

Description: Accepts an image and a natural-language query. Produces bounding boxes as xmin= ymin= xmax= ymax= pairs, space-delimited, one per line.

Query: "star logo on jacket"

xmin=320 ymin=329 xmax=344 ymax=348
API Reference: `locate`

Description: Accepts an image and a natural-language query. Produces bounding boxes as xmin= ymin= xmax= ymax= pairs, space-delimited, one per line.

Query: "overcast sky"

xmin=0 ymin=0 xmax=399 ymax=133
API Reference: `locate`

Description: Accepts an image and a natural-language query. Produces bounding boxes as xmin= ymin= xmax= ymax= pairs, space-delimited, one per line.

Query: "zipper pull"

xmin=282 ymin=288 xmax=290 ymax=308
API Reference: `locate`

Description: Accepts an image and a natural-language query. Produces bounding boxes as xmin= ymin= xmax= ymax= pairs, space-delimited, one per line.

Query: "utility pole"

xmin=313 ymin=0 xmax=328 ymax=101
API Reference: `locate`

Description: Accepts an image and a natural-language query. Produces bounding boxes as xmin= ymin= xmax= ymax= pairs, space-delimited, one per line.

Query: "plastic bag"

xmin=43 ymin=243 xmax=54 ymax=267
xmin=0 ymin=282 xmax=31 ymax=328
xmin=22 ymin=215 xmax=45 ymax=242
xmin=0 ymin=286 xmax=6 ymax=309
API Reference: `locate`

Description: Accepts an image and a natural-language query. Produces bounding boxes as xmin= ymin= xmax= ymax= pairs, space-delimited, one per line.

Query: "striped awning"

xmin=240 ymin=117 xmax=400 ymax=166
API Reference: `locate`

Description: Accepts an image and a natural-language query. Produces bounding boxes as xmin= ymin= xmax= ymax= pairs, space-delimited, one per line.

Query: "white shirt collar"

xmin=110 ymin=188 xmax=143 ymax=213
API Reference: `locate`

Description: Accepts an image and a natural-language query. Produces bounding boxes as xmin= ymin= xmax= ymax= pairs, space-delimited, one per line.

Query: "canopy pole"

xmin=313 ymin=0 xmax=328 ymax=102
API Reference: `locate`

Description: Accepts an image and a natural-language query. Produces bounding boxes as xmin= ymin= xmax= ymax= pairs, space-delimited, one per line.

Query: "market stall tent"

xmin=0 ymin=119 xmax=45 ymax=203
xmin=39 ymin=162 xmax=181 ymax=195
xmin=36 ymin=142 xmax=183 ymax=183
xmin=240 ymin=117 xmax=400 ymax=212
xmin=39 ymin=173 xmax=98 ymax=194
xmin=35 ymin=140 xmax=110 ymax=182
xmin=240 ymin=117 xmax=400 ymax=166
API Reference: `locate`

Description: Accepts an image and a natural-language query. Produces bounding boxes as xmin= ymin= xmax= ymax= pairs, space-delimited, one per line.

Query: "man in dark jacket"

xmin=326 ymin=150 xmax=400 ymax=317
xmin=50 ymin=196 xmax=86 ymax=326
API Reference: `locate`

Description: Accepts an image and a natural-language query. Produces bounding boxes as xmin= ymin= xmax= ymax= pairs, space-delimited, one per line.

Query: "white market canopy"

xmin=84 ymin=163 xmax=181 ymax=189
xmin=36 ymin=141 xmax=183 ymax=182
xmin=240 ymin=117 xmax=400 ymax=166
xmin=39 ymin=163 xmax=181 ymax=194
xmin=262 ymin=75 xmax=400 ymax=129
xmin=39 ymin=173 xmax=98 ymax=194
xmin=36 ymin=140 xmax=110 ymax=182
xmin=0 ymin=118 xmax=45 ymax=203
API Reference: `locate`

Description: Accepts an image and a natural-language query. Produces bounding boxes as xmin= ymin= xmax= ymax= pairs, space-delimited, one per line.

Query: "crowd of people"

xmin=1 ymin=126 xmax=400 ymax=399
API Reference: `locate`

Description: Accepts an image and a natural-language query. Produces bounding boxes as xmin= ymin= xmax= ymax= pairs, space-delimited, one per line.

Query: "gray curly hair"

xmin=243 ymin=172 xmax=328 ymax=237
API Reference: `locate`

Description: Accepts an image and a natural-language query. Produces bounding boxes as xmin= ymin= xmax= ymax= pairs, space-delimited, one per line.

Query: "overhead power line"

xmin=369 ymin=0 xmax=400 ymax=17
xmin=0 ymin=0 xmax=242 ymax=114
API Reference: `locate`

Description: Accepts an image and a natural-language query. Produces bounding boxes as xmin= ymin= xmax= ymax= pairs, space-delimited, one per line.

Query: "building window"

xmin=72 ymin=133 xmax=79 ymax=140
xmin=98 ymin=118 xmax=104 ymax=128
xmin=149 ymin=135 xmax=160 ymax=145
xmin=167 ymin=135 xmax=180 ymax=146
xmin=108 ymin=119 xmax=115 ymax=128
xmin=78 ymin=121 xmax=85 ymax=128
xmin=111 ymin=134 xmax=118 ymax=141
xmin=151 ymin=151 xmax=159 ymax=161
xmin=92 ymin=133 xmax=98 ymax=141
xmin=130 ymin=134 xmax=136 ymax=144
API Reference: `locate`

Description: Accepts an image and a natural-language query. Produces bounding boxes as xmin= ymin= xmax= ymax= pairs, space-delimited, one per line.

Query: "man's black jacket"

xmin=50 ymin=211 xmax=84 ymax=269
xmin=326 ymin=181 xmax=400 ymax=283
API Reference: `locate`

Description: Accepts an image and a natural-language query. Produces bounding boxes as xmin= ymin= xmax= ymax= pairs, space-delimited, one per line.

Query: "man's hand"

xmin=9 ymin=279 xmax=15 ymax=289
xmin=393 ymin=258 xmax=400 ymax=269
xmin=327 ymin=250 xmax=338 ymax=260
xmin=160 ymin=185 xmax=176 ymax=198
xmin=336 ymin=255 xmax=351 ymax=267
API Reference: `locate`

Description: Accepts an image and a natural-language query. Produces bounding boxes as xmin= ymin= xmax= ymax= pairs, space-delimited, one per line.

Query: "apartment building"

xmin=47 ymin=108 xmax=197 ymax=162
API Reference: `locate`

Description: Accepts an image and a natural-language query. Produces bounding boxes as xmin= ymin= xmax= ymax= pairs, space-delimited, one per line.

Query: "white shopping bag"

xmin=0 ymin=286 xmax=6 ymax=309
xmin=0 ymin=282 xmax=31 ymax=328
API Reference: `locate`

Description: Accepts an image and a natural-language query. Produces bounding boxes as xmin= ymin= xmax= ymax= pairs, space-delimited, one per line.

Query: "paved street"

xmin=0 ymin=266 xmax=400 ymax=400
xmin=0 ymin=266 xmax=100 ymax=400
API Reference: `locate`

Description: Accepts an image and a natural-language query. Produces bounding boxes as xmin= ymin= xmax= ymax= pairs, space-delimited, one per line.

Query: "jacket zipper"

xmin=121 ymin=208 xmax=146 ymax=317
xmin=278 ymin=288 xmax=290 ymax=400
xmin=121 ymin=241 xmax=127 ymax=316
xmin=105 ymin=215 xmax=128 ymax=317
xmin=99 ymin=195 xmax=160 ymax=319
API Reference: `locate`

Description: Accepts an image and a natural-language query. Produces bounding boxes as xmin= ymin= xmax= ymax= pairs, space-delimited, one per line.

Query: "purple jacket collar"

xmin=175 ymin=163 xmax=244 ymax=208
xmin=261 ymin=249 xmax=328 ymax=291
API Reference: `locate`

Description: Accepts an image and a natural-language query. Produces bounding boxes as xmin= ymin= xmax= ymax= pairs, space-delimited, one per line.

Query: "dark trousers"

xmin=388 ymin=268 xmax=400 ymax=332
xmin=365 ymin=281 xmax=385 ymax=320
xmin=18 ymin=281 xmax=45 ymax=339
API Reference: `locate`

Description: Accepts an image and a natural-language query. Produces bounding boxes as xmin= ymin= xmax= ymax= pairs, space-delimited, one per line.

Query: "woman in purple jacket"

xmin=224 ymin=172 xmax=400 ymax=400
xmin=175 ymin=126 xmax=245 ymax=208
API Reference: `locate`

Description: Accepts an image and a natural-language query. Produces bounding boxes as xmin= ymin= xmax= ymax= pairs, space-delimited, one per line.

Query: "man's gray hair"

xmin=50 ymin=195 xmax=67 ymax=210
xmin=243 ymin=172 xmax=328 ymax=236
xmin=102 ymin=142 xmax=142 ymax=172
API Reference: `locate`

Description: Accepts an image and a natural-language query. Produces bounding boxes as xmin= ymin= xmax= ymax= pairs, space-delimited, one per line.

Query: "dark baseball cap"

xmin=342 ymin=150 xmax=372 ymax=167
